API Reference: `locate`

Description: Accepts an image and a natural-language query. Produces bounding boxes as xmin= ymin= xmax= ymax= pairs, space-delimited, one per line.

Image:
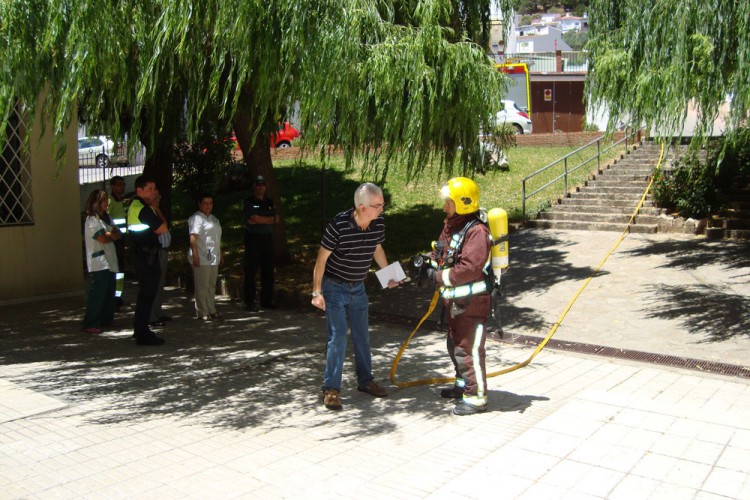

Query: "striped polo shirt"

xmin=321 ymin=208 xmax=385 ymax=283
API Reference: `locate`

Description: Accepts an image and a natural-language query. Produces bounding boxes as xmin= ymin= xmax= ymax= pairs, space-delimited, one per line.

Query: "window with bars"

xmin=1 ymin=103 xmax=34 ymax=226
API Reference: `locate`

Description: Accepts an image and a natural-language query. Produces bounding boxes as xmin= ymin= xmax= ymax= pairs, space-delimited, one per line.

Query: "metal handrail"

xmin=521 ymin=128 xmax=641 ymax=222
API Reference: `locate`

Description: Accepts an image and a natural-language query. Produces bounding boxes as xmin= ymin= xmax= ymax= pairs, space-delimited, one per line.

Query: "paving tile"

xmin=648 ymin=482 xmax=698 ymax=500
xmin=663 ymin=459 xmax=713 ymax=490
xmin=702 ymin=466 xmax=748 ymax=498
xmin=608 ymin=474 xmax=659 ymax=499
xmin=715 ymin=445 xmax=750 ymax=472
xmin=537 ymin=459 xmax=591 ymax=489
xmin=631 ymin=453 xmax=680 ymax=480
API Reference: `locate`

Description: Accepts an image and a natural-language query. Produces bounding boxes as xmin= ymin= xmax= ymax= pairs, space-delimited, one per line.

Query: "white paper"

xmin=375 ymin=261 xmax=407 ymax=288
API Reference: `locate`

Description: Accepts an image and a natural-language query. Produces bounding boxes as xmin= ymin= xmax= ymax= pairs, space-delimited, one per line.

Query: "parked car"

xmin=271 ymin=122 xmax=300 ymax=148
xmin=77 ymin=136 xmax=128 ymax=168
xmin=227 ymin=122 xmax=301 ymax=150
xmin=496 ymin=99 xmax=533 ymax=134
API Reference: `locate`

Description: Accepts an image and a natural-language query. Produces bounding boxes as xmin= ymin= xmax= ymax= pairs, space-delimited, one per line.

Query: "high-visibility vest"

xmin=126 ymin=198 xmax=162 ymax=252
xmin=127 ymin=198 xmax=150 ymax=233
xmin=108 ymin=197 xmax=128 ymax=233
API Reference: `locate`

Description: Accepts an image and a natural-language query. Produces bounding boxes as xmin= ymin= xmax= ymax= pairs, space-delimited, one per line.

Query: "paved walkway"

xmin=1 ymin=229 xmax=749 ymax=499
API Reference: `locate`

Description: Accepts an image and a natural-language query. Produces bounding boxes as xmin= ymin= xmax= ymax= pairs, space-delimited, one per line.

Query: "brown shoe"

xmin=357 ymin=381 xmax=388 ymax=398
xmin=322 ymin=389 xmax=343 ymax=411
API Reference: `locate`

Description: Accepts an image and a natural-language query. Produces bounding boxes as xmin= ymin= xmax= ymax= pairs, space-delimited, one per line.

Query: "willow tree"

xmin=1 ymin=0 xmax=514 ymax=261
xmin=587 ymin=0 xmax=750 ymax=140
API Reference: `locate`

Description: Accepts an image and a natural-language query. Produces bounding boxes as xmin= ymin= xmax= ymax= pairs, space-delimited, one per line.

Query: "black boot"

xmin=135 ymin=331 xmax=165 ymax=346
xmin=440 ymin=385 xmax=465 ymax=399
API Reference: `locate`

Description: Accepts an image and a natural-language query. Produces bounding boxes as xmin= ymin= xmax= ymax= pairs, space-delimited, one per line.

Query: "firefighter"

xmin=426 ymin=177 xmax=491 ymax=416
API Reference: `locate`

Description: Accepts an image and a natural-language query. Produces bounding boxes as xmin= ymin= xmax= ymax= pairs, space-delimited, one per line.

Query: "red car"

xmin=228 ymin=122 xmax=300 ymax=150
xmin=271 ymin=122 xmax=300 ymax=148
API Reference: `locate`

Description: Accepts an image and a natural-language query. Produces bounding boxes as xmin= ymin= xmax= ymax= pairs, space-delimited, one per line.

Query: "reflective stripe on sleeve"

xmin=441 ymin=269 xmax=452 ymax=287
xmin=439 ymin=280 xmax=487 ymax=299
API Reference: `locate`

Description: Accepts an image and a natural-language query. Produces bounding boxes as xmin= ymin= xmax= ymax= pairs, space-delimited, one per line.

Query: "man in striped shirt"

xmin=312 ymin=183 xmax=399 ymax=411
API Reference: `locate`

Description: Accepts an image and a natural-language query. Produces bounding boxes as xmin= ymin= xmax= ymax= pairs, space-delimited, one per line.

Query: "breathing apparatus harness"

xmin=416 ymin=213 xmax=502 ymax=325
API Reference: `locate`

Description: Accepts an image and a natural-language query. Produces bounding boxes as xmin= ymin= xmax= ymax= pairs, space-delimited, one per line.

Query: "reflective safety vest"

xmin=437 ymin=218 xmax=493 ymax=300
xmin=108 ymin=197 xmax=128 ymax=233
xmin=127 ymin=198 xmax=150 ymax=234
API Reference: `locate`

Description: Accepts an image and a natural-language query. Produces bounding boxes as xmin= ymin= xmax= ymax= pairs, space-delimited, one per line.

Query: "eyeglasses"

xmin=369 ymin=203 xmax=386 ymax=210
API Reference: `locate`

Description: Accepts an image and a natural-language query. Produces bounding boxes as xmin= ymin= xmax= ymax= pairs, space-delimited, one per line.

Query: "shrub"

xmin=652 ymin=150 xmax=719 ymax=219
xmin=172 ymin=130 xmax=235 ymax=200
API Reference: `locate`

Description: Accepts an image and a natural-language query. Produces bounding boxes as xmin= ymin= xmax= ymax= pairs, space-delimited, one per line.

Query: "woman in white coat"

xmin=83 ymin=189 xmax=122 ymax=334
xmin=188 ymin=194 xmax=223 ymax=320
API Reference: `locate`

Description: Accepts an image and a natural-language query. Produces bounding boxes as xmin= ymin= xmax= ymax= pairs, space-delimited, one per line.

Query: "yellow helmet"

xmin=441 ymin=177 xmax=480 ymax=214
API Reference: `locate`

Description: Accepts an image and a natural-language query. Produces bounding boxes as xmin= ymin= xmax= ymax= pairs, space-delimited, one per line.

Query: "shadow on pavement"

xmin=625 ymin=238 xmax=750 ymax=343
xmin=643 ymin=283 xmax=750 ymax=342
xmin=0 ymin=292 xmax=547 ymax=436
xmin=621 ymin=238 xmax=750 ymax=272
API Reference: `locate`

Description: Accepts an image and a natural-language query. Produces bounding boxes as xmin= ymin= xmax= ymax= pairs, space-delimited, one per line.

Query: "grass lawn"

xmin=169 ymin=138 xmax=627 ymax=300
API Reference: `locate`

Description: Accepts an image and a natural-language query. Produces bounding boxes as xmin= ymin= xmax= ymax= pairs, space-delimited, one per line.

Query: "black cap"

xmin=255 ymin=175 xmax=266 ymax=185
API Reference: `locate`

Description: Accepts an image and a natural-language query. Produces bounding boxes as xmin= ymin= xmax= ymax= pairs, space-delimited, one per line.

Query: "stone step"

xmin=591 ymin=173 xmax=651 ymax=186
xmin=602 ymin=162 xmax=655 ymax=170
xmin=706 ymin=227 xmax=750 ymax=240
xmin=724 ymin=218 xmax=750 ymax=230
xmin=571 ymin=191 xmax=645 ymax=201
xmin=540 ymin=211 xmax=633 ymax=224
xmin=610 ymin=158 xmax=658 ymax=166
xmin=728 ymin=229 xmax=750 ymax=239
xmin=600 ymin=167 xmax=655 ymax=177
xmin=578 ymin=185 xmax=649 ymax=195
xmin=540 ymin=211 xmax=664 ymax=226
xmin=553 ymin=204 xmax=664 ymax=216
xmin=577 ymin=181 xmax=648 ymax=194
xmin=720 ymin=207 xmax=750 ymax=218
xmin=560 ymin=198 xmax=651 ymax=209
xmin=527 ymin=219 xmax=657 ymax=233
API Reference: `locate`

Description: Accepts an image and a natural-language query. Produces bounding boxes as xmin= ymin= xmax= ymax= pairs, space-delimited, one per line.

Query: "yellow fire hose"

xmin=390 ymin=140 xmax=665 ymax=389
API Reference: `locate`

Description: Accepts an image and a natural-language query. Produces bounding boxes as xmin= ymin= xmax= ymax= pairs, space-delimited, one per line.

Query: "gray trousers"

xmin=193 ymin=265 xmax=219 ymax=317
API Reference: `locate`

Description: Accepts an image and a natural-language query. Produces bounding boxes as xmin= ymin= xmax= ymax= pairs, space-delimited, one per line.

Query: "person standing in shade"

xmin=189 ymin=194 xmax=223 ymax=320
xmin=243 ymin=175 xmax=278 ymax=311
xmin=83 ymin=189 xmax=121 ymax=334
xmin=127 ymin=175 xmax=168 ymax=346
xmin=107 ymin=176 xmax=128 ymax=309
xmin=311 ymin=182 xmax=399 ymax=411
xmin=149 ymin=188 xmax=172 ymax=328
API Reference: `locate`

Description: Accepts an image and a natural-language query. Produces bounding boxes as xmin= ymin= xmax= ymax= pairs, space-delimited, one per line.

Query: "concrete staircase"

xmin=527 ymin=141 xmax=667 ymax=233
xmin=706 ymin=182 xmax=750 ymax=240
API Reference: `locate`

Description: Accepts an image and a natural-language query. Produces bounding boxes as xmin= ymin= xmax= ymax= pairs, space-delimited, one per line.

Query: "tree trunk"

xmin=233 ymin=85 xmax=291 ymax=265
xmin=142 ymin=137 xmax=175 ymax=222
xmin=139 ymin=93 xmax=182 ymax=223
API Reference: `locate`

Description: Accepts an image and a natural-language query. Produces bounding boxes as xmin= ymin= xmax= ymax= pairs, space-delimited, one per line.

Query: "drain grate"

xmin=371 ymin=312 xmax=750 ymax=380
xmin=495 ymin=333 xmax=750 ymax=379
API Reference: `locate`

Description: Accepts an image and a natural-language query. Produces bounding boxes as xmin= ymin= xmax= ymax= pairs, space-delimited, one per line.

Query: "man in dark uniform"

xmin=127 ymin=175 xmax=167 ymax=346
xmin=243 ymin=175 xmax=278 ymax=311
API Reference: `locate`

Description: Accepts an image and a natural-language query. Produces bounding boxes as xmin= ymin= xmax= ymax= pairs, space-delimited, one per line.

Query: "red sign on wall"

xmin=544 ymin=89 xmax=552 ymax=101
